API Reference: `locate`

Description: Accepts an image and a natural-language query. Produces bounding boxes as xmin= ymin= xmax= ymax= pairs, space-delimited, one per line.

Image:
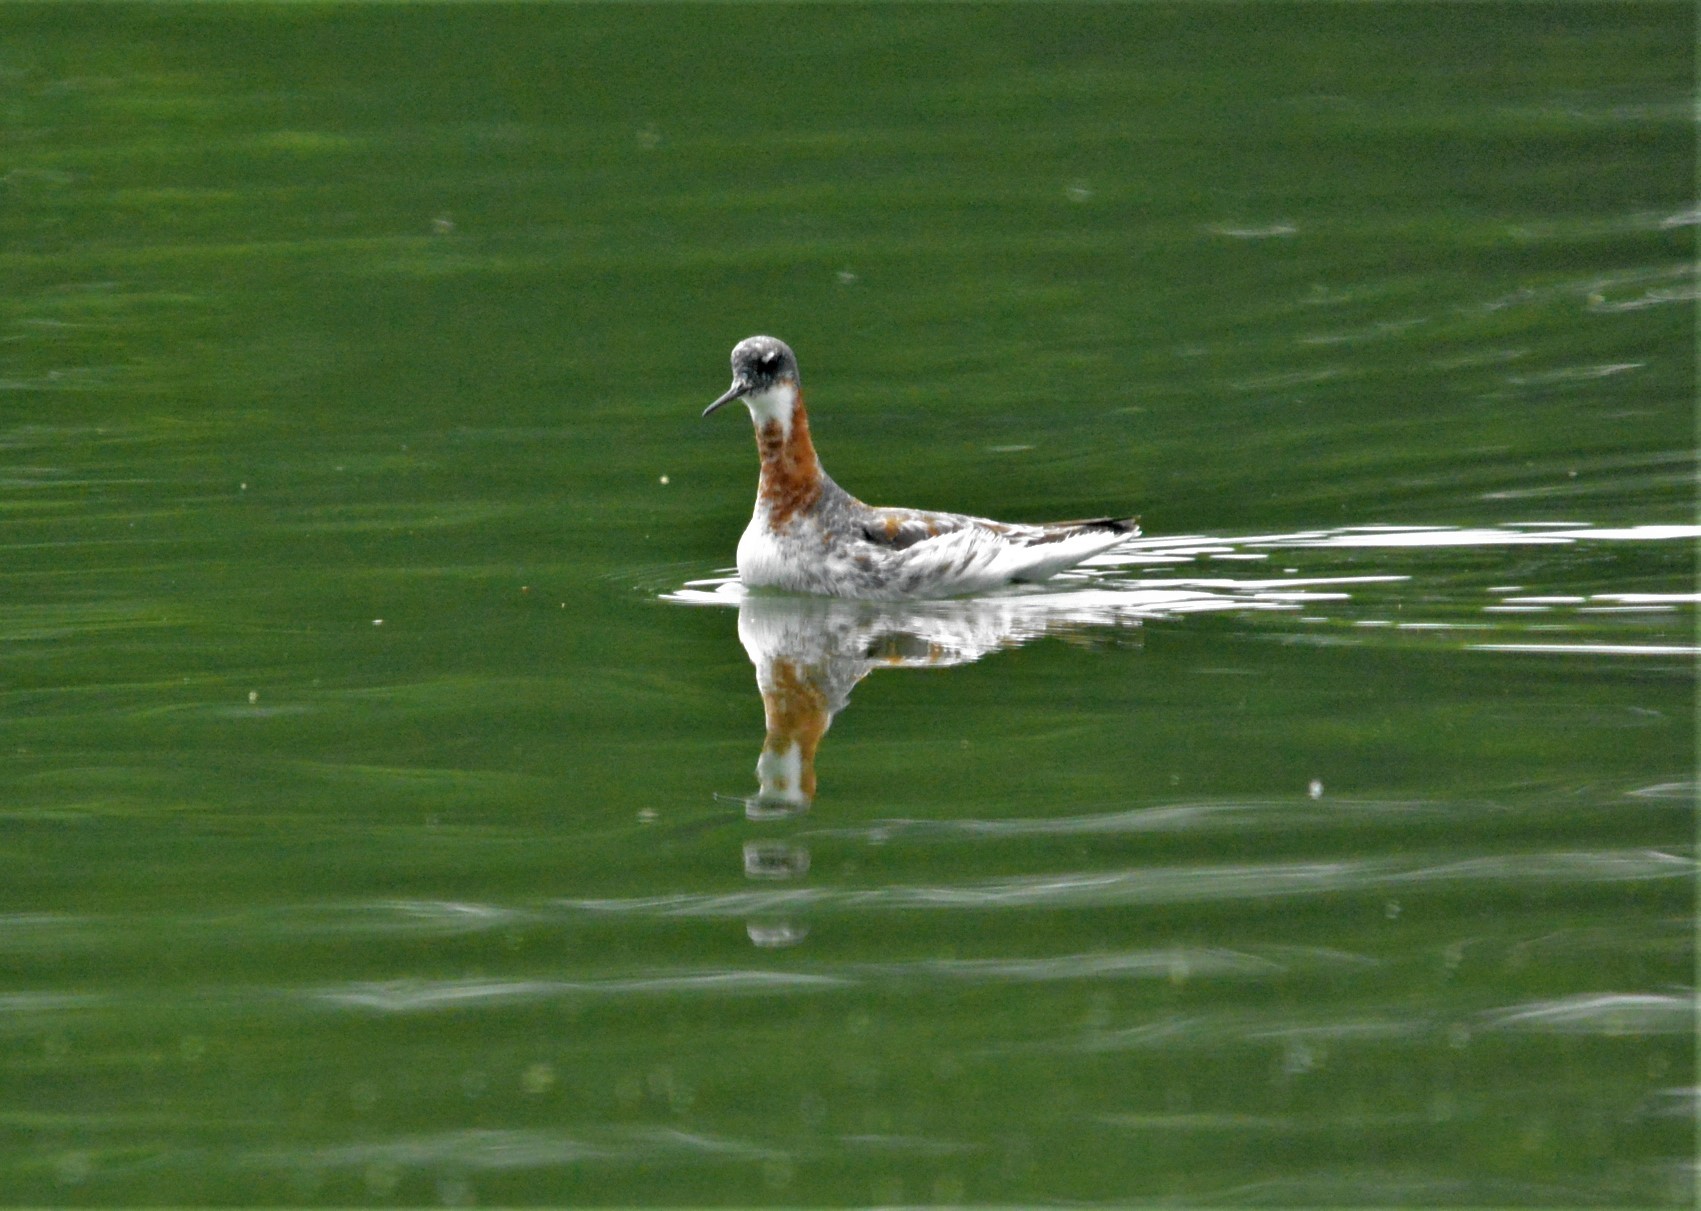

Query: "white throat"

xmin=741 ymin=380 xmax=799 ymax=432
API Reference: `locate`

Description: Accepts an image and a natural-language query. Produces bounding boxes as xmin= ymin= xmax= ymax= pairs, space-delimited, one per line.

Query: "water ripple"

xmin=302 ymin=946 xmax=1368 ymax=1016
xmin=248 ymin=1125 xmax=784 ymax=1173
xmin=815 ymin=796 xmax=1501 ymax=843
xmin=554 ymin=849 xmax=1692 ymax=917
xmin=1477 ymin=992 xmax=1695 ymax=1035
xmin=1075 ymin=1009 xmax=1436 ymax=1053
xmin=312 ymin=969 xmax=850 ymax=1012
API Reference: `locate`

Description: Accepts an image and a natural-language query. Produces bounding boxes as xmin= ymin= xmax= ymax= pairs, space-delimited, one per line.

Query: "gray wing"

xmin=859 ymin=508 xmax=1135 ymax=551
xmin=858 ymin=508 xmax=1010 ymax=551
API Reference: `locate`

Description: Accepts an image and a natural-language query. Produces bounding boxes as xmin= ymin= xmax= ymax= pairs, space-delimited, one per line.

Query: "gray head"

xmin=702 ymin=335 xmax=801 ymax=417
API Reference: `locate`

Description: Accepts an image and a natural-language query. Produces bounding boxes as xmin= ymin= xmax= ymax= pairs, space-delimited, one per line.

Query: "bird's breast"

xmin=755 ymin=418 xmax=823 ymax=528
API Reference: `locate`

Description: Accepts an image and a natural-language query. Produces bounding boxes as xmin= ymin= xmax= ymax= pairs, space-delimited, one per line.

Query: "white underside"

xmin=737 ymin=510 xmax=1132 ymax=601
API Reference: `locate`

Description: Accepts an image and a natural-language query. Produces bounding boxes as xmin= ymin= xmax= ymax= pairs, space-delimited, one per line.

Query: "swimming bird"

xmin=702 ymin=335 xmax=1138 ymax=600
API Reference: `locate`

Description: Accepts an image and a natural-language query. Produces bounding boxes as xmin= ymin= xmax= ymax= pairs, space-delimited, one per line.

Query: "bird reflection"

xmin=734 ymin=591 xmax=1140 ymax=815
xmin=665 ymin=527 xmax=1531 ymax=947
xmin=726 ymin=590 xmax=1141 ymax=947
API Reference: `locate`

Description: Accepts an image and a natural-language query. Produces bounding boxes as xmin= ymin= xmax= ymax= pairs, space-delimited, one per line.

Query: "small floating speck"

xmin=985 ymin=444 xmax=1035 ymax=454
xmin=372 ymin=618 xmax=384 ymax=627
xmin=659 ymin=474 xmax=670 ymax=485
xmin=1307 ymin=779 xmax=1323 ymax=800
xmin=521 ymin=1062 xmax=556 ymax=1094
xmin=835 ymin=269 xmax=858 ymax=285
xmin=248 ymin=690 xmax=259 ymax=705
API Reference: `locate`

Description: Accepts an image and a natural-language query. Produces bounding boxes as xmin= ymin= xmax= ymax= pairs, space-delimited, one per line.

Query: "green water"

xmin=2 ymin=3 xmax=1694 ymax=1205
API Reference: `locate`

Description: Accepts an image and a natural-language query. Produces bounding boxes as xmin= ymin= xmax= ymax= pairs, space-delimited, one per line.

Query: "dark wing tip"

xmin=1053 ymin=515 xmax=1140 ymax=533
xmin=1024 ymin=515 xmax=1140 ymax=546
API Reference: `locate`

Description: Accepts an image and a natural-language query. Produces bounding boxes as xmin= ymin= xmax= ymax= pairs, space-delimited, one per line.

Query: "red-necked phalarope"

xmin=703 ymin=335 xmax=1139 ymax=600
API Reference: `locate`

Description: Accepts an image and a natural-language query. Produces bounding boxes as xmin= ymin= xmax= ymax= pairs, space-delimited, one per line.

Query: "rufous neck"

xmin=752 ymin=389 xmax=823 ymax=524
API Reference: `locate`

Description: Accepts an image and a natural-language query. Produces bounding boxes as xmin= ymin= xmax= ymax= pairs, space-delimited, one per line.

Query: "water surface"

xmin=1 ymin=3 xmax=1694 ymax=1205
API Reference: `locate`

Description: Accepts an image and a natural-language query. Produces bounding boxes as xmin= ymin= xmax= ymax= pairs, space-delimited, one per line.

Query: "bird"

xmin=701 ymin=335 xmax=1138 ymax=601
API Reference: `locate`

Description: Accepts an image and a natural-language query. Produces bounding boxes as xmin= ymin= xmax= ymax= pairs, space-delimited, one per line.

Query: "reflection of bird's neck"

xmin=752 ymin=386 xmax=823 ymax=528
xmin=754 ymin=657 xmax=831 ymax=809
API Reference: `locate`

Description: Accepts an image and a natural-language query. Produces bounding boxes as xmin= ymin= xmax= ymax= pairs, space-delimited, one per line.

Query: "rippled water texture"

xmin=2 ymin=3 xmax=1695 ymax=1206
